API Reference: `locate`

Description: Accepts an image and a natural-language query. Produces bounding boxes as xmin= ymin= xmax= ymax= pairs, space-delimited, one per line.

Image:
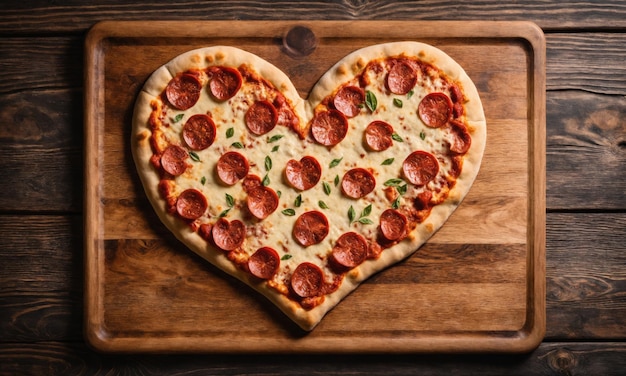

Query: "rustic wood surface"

xmin=1 ymin=0 xmax=625 ymax=374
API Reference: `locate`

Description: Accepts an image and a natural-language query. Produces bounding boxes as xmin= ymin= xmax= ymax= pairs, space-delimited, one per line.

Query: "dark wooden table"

xmin=1 ymin=1 xmax=625 ymax=374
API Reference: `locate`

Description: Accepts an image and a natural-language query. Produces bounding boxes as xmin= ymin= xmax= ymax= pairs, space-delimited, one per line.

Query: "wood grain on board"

xmin=82 ymin=21 xmax=545 ymax=353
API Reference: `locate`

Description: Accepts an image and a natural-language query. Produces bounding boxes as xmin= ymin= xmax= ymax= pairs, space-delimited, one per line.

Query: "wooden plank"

xmin=0 ymin=216 xmax=83 ymax=342
xmin=546 ymin=90 xmax=626 ymax=210
xmin=0 ymin=213 xmax=623 ymax=343
xmin=1 ymin=0 xmax=626 ymax=34
xmin=0 ymin=145 xmax=82 ymax=213
xmin=1 ymin=341 xmax=626 ymax=375
xmin=546 ymin=213 xmax=626 ymax=339
xmin=545 ymin=34 xmax=626 ymax=210
xmin=0 ymin=37 xmax=84 ymax=213
xmin=0 ymin=37 xmax=83 ymax=95
xmin=547 ymin=33 xmax=626 ymax=95
xmin=99 ymin=239 xmax=527 ymax=335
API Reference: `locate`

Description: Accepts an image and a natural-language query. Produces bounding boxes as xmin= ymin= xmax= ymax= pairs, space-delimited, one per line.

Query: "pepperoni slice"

xmin=160 ymin=145 xmax=188 ymax=176
xmin=247 ymin=186 xmax=279 ymax=219
xmin=211 ymin=217 xmax=245 ymax=251
xmin=449 ymin=85 xmax=465 ymax=118
xmin=413 ymin=190 xmax=432 ymax=211
xmin=175 ymin=189 xmax=207 ymax=220
xmin=333 ymin=85 xmax=365 ymax=118
xmin=293 ymin=211 xmax=329 ymax=247
xmin=403 ymin=151 xmax=439 ymax=186
xmin=245 ymin=100 xmax=278 ymax=136
xmin=449 ymin=84 xmax=463 ymax=103
xmin=418 ymin=92 xmax=453 ymax=128
xmin=183 ymin=114 xmax=216 ymax=151
xmin=285 ymin=156 xmax=322 ymax=191
xmin=209 ymin=66 xmax=242 ymax=101
xmin=387 ymin=60 xmax=417 ymax=95
xmin=341 ymin=168 xmax=376 ymax=199
xmin=216 ymin=151 xmax=249 ymax=185
xmin=242 ymin=174 xmax=262 ymax=193
xmin=448 ymin=120 xmax=472 ymax=154
xmin=291 ymin=262 xmax=324 ymax=298
xmin=379 ymin=209 xmax=408 ymax=241
xmin=365 ymin=120 xmax=394 ymax=151
xmin=310 ymin=109 xmax=348 ymax=146
xmin=165 ymin=73 xmax=201 ymax=110
xmin=197 ymin=223 xmax=213 ymax=242
xmin=331 ymin=232 xmax=368 ymax=269
xmin=248 ymin=247 xmax=280 ymax=280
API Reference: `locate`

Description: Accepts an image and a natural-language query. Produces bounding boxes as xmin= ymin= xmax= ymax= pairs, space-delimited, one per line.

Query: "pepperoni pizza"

xmin=132 ymin=43 xmax=486 ymax=330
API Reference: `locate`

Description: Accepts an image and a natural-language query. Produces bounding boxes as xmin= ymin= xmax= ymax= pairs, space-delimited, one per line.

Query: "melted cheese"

xmin=153 ymin=61 xmax=464 ymax=291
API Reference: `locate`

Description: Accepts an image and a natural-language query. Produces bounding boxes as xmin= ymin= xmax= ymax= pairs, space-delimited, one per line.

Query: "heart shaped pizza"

xmin=132 ymin=42 xmax=486 ymax=330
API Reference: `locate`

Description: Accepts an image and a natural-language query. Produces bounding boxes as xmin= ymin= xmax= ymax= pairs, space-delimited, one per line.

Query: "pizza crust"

xmin=132 ymin=42 xmax=486 ymax=331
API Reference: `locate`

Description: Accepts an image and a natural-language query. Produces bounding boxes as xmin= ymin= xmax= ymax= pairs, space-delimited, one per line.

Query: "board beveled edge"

xmin=83 ymin=22 xmax=108 ymax=353
xmin=82 ymin=20 xmax=547 ymax=354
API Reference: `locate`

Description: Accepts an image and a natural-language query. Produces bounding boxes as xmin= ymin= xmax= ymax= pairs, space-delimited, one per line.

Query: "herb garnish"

xmin=281 ymin=208 xmax=296 ymax=216
xmin=391 ymin=133 xmax=404 ymax=142
xmin=323 ymin=181 xmax=331 ymax=195
xmin=189 ymin=151 xmax=201 ymax=162
xmin=365 ymin=90 xmax=377 ymax=112
xmin=329 ymin=157 xmax=343 ymax=168
xmin=348 ymin=204 xmax=373 ymax=225
xmin=267 ymin=134 xmax=284 ymax=143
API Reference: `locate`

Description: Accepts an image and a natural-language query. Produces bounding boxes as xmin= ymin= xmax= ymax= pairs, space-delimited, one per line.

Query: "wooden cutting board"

xmin=84 ymin=20 xmax=546 ymax=353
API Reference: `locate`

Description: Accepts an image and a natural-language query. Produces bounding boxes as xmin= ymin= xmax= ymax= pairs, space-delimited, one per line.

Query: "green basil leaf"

xmin=201 ymin=176 xmax=206 ymax=185
xmin=276 ymin=190 xmax=282 ymax=198
xmin=267 ymin=134 xmax=284 ymax=143
xmin=218 ymin=208 xmax=231 ymax=218
xmin=348 ymin=205 xmax=356 ymax=223
xmin=319 ymin=200 xmax=329 ymax=209
xmin=392 ymin=196 xmax=401 ymax=209
xmin=189 ymin=151 xmax=201 ymax=162
xmin=262 ymin=174 xmax=270 ymax=186
xmin=407 ymin=90 xmax=414 ymax=99
xmin=294 ymin=194 xmax=302 ymax=207
xmin=231 ymin=142 xmax=244 ymax=149
xmin=384 ymin=178 xmax=404 ymax=187
xmin=358 ymin=217 xmax=374 ymax=225
xmin=271 ymin=145 xmax=279 ymax=152
xmin=226 ymin=127 xmax=234 ymax=138
xmin=420 ymin=130 xmax=426 ymax=140
xmin=281 ymin=254 xmax=293 ymax=260
xmin=334 ymin=175 xmax=340 ymax=186
xmin=171 ymin=113 xmax=184 ymax=123
xmin=225 ymin=193 xmax=234 ymax=207
xmin=329 ymin=157 xmax=343 ymax=168
xmin=365 ymin=90 xmax=377 ymax=112
xmin=323 ymin=181 xmax=331 ymax=195
xmin=381 ymin=158 xmax=394 ymax=166
xmin=391 ymin=133 xmax=404 ymax=142
xmin=281 ymin=208 xmax=296 ymax=216
xmin=393 ymin=98 xmax=403 ymax=108
xmin=397 ymin=184 xmax=408 ymax=196
xmin=361 ymin=204 xmax=372 ymax=218
xmin=265 ymin=155 xmax=272 ymax=171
